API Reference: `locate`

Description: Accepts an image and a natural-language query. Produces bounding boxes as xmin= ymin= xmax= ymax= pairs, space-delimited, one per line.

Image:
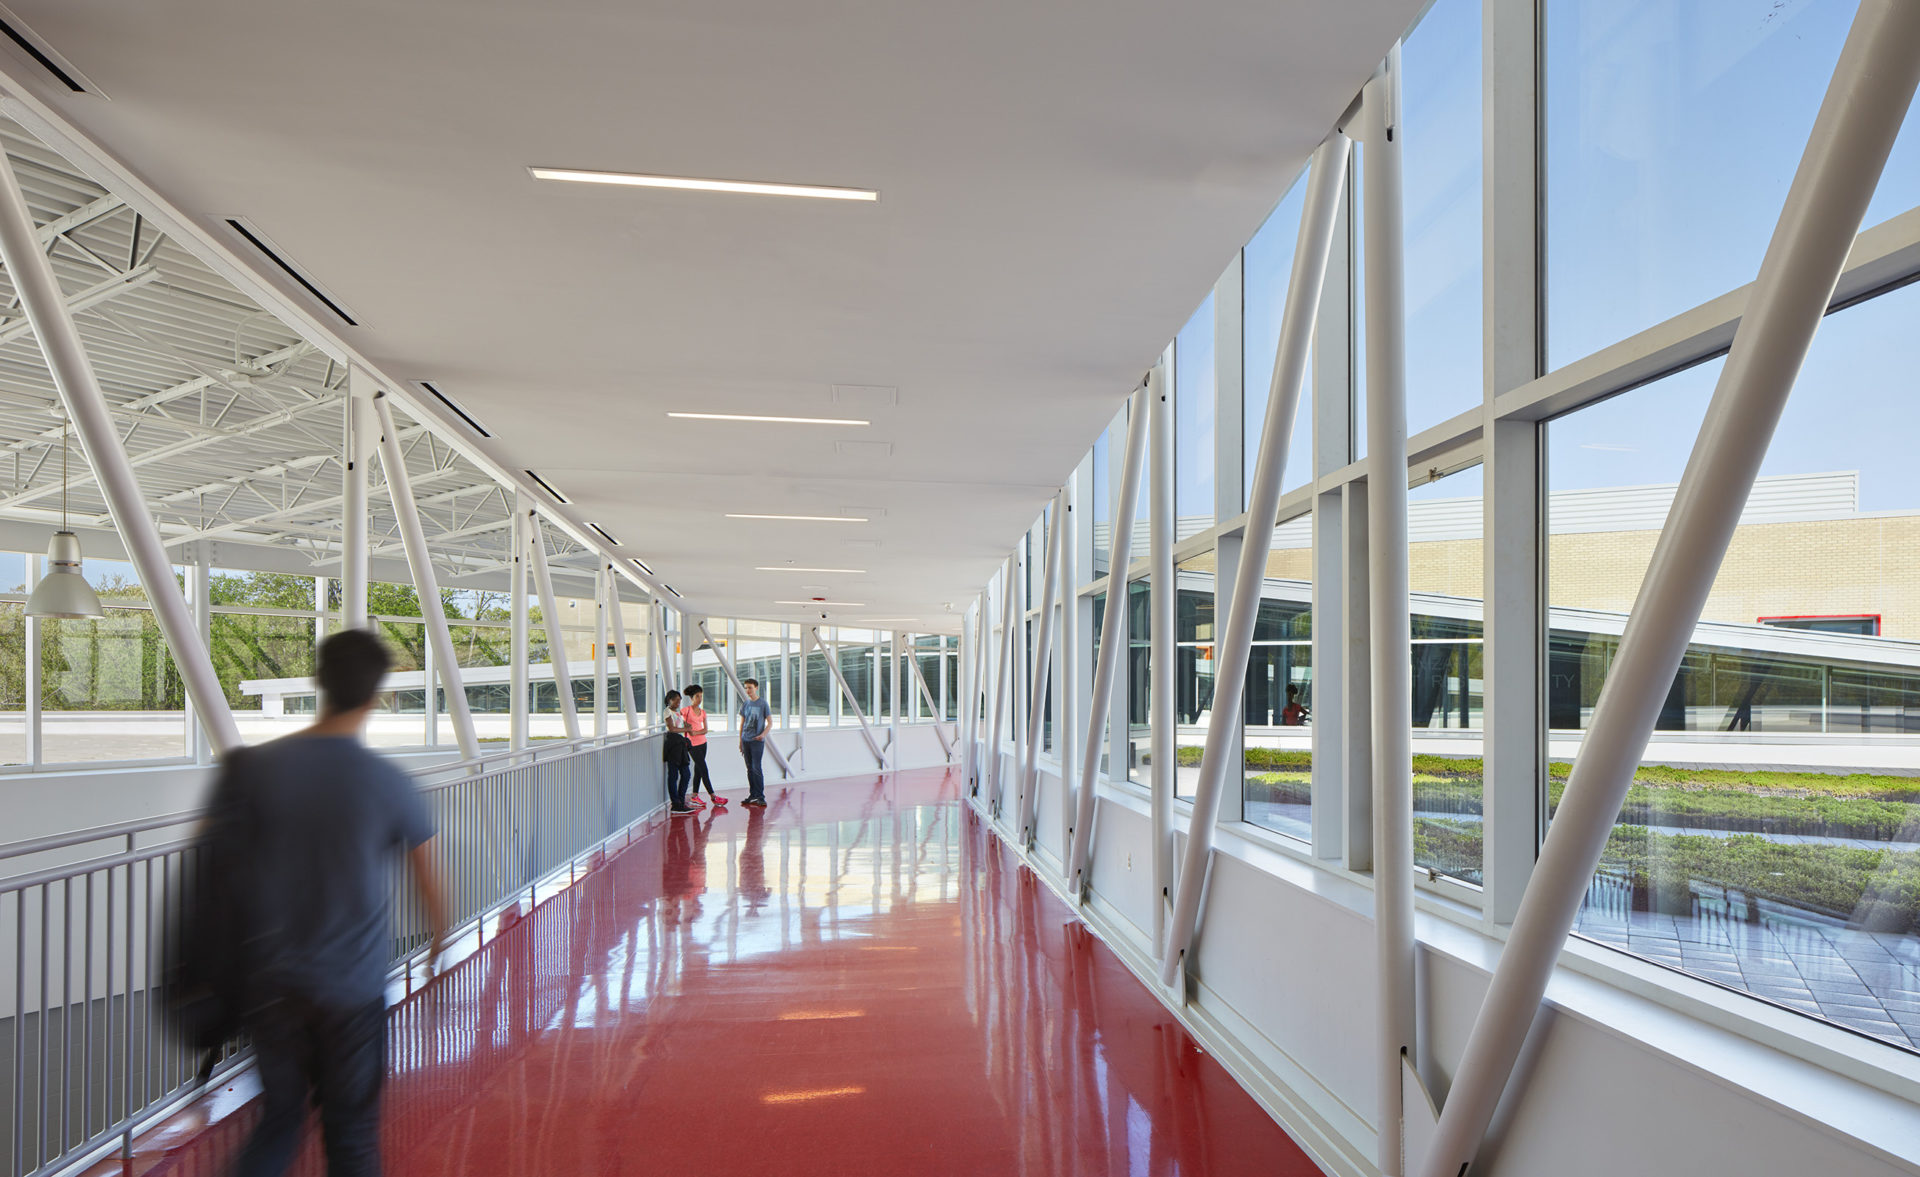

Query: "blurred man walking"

xmin=216 ymin=629 xmax=448 ymax=1177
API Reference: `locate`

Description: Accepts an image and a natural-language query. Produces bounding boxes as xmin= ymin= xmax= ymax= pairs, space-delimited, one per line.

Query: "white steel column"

xmin=1419 ymin=5 xmax=1920 ymax=1174
xmin=1315 ymin=144 xmax=1359 ymax=862
xmin=1481 ymin=0 xmax=1546 ymax=926
xmin=888 ymin=630 xmax=902 ymax=765
xmin=0 ymin=154 xmax=243 ymax=755
xmin=509 ymin=492 xmax=530 ymax=750
xmin=811 ymin=626 xmax=885 ymax=767
xmin=593 ymin=567 xmax=609 ymax=737
xmin=701 ymin=618 xmax=792 ymax=778
xmin=24 ymin=554 xmax=40 ymax=766
xmin=1149 ymin=347 xmax=1176 ymax=947
xmin=188 ymin=544 xmax=213 ymax=764
xmin=986 ymin=557 xmax=1016 ymax=807
xmin=609 ymin=566 xmax=639 ymax=734
xmin=342 ymin=370 xmax=377 ymax=629
xmin=962 ymin=592 xmax=984 ymax=788
xmin=1362 ymin=50 xmax=1416 ymax=1177
xmin=371 ymin=393 xmax=480 ymax=762
xmin=1017 ymin=490 xmax=1067 ymax=846
xmin=528 ymin=513 xmax=582 ymax=741
xmin=1160 ymin=132 xmax=1352 ymax=987
xmin=1058 ymin=471 xmax=1082 ymax=853
xmin=1067 ymin=382 xmax=1149 ymax=894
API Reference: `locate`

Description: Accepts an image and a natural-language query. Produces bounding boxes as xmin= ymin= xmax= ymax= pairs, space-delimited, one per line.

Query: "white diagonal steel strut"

xmin=1417 ymin=4 xmax=1920 ymax=1175
xmin=809 ymin=625 xmax=886 ymax=768
xmin=607 ymin=566 xmax=640 ymax=734
xmin=1016 ymin=488 xmax=1067 ymax=847
xmin=699 ymin=617 xmax=792 ymax=779
xmin=986 ymin=556 xmax=1017 ymax=810
xmin=964 ymin=591 xmax=984 ymax=783
xmin=906 ymin=644 xmax=954 ymax=760
xmin=1066 ymin=380 xmax=1149 ymax=895
xmin=1159 ymin=130 xmax=1354 ymax=989
xmin=373 ymin=392 xmax=479 ymax=762
xmin=0 ymin=154 xmax=242 ymax=754
xmin=529 ymin=512 xmax=582 ymax=741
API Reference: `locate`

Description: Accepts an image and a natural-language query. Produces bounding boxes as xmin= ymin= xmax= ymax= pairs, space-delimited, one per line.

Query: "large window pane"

xmin=1243 ymin=179 xmax=1312 ymax=498
xmin=1175 ymin=294 xmax=1216 ymax=528
xmin=1544 ymin=0 xmax=1920 ymax=367
xmin=1243 ymin=514 xmax=1312 ymax=840
xmin=1549 ymin=286 xmax=1920 ymax=1051
xmin=1173 ymin=549 xmax=1216 ymax=799
xmin=1126 ymin=578 xmax=1151 ymax=786
xmin=43 ymin=608 xmax=186 ymax=763
xmin=1402 ymin=0 xmax=1484 ymax=434
xmin=1409 ymin=465 xmax=1486 ymax=885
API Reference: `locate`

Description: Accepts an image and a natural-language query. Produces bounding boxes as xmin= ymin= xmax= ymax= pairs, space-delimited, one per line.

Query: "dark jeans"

xmin=740 ymin=739 xmax=765 ymax=801
xmin=238 ymin=993 xmax=385 ymax=1177
xmin=688 ymin=744 xmax=714 ymax=797
xmin=666 ymin=758 xmax=691 ymax=809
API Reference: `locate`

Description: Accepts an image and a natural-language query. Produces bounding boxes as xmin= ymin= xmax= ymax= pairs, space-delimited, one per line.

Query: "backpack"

xmin=164 ymin=748 xmax=260 ymax=1064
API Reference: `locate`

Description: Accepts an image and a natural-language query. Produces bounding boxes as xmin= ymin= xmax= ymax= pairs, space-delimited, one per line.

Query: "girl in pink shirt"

xmin=680 ymin=685 xmax=723 ymax=807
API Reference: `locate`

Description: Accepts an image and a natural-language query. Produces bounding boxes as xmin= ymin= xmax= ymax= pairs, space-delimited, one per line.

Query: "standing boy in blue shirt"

xmin=738 ymin=677 xmax=771 ymax=807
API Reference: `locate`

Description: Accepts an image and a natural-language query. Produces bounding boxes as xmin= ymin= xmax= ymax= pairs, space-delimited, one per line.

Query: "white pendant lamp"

xmin=25 ymin=418 xmax=103 ymax=620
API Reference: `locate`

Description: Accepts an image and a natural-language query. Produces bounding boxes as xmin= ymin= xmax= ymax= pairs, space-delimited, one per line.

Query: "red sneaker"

xmin=712 ymin=795 xmax=730 ymax=807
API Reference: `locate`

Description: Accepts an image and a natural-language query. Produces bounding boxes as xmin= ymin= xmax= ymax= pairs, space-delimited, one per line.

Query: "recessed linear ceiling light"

xmin=776 ymin=600 xmax=866 ymax=607
xmin=632 ymin=558 xmax=654 ymax=575
xmin=727 ymin=513 xmax=866 ymax=523
xmin=756 ymin=566 xmax=867 ymax=574
xmin=586 ymin=522 xmax=621 ymax=546
xmin=668 ymin=412 xmax=870 ymax=426
xmin=528 ymin=166 xmax=878 ymax=202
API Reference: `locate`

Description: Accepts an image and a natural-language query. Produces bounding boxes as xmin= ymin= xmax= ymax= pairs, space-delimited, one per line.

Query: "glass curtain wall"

xmin=1033 ymin=0 xmax=1920 ymax=1061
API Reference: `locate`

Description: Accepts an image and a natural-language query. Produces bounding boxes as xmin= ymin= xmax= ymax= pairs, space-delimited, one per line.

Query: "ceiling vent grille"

xmin=224 ymin=219 xmax=359 ymax=326
xmin=417 ymin=381 xmax=491 ymax=437
xmin=0 ymin=9 xmax=88 ymax=93
xmin=524 ymin=469 xmax=569 ymax=504
xmin=587 ymin=522 xmax=621 ymax=546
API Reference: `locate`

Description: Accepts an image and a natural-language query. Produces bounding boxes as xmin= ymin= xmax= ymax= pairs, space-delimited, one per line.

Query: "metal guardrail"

xmin=0 ymin=729 xmax=665 ymax=1177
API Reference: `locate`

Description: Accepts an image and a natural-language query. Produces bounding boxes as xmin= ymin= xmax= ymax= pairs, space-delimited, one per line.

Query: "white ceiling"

xmin=0 ymin=0 xmax=1422 ymax=631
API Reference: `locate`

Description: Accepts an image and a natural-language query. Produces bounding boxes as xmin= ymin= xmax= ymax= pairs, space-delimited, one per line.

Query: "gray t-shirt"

xmin=220 ymin=734 xmax=434 ymax=1008
xmin=738 ymin=696 xmax=770 ymax=742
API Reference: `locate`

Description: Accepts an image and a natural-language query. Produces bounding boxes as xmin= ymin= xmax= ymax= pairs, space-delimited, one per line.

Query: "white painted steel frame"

xmin=1159 ymin=131 xmax=1351 ymax=988
xmin=986 ymin=556 xmax=1016 ymax=807
xmin=529 ymin=513 xmax=583 ymax=741
xmin=699 ymin=617 xmax=792 ymax=778
xmin=906 ymin=645 xmax=955 ymax=760
xmin=342 ymin=371 xmax=375 ymax=629
xmin=0 ymin=148 xmax=244 ymax=754
xmin=1416 ymin=3 xmax=1920 ymax=1173
xmin=806 ymin=625 xmax=887 ymax=771
xmin=510 ymin=491 xmax=531 ymax=750
xmin=608 ymin=566 xmax=640 ymax=734
xmin=372 ymin=392 xmax=481 ymax=762
xmin=1016 ymin=489 xmax=1067 ymax=846
xmin=1361 ymin=47 xmax=1417 ymax=1177
xmin=1066 ymin=382 xmax=1148 ymax=895
xmin=1148 ymin=351 xmax=1175 ymax=947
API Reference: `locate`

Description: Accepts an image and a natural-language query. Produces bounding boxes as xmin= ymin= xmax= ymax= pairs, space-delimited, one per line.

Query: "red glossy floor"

xmin=143 ymin=768 xmax=1321 ymax=1176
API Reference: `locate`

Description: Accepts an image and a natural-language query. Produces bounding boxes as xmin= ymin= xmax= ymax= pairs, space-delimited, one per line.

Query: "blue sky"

xmin=1170 ymin=0 xmax=1918 ymax=516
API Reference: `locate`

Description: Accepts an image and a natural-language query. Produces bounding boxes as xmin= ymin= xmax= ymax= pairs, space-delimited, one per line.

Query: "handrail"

xmin=0 ymin=732 xmax=668 ymax=1177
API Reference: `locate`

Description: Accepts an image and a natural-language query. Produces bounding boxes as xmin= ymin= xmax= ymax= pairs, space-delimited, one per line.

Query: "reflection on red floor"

xmin=142 ymin=768 xmax=1320 ymax=1176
